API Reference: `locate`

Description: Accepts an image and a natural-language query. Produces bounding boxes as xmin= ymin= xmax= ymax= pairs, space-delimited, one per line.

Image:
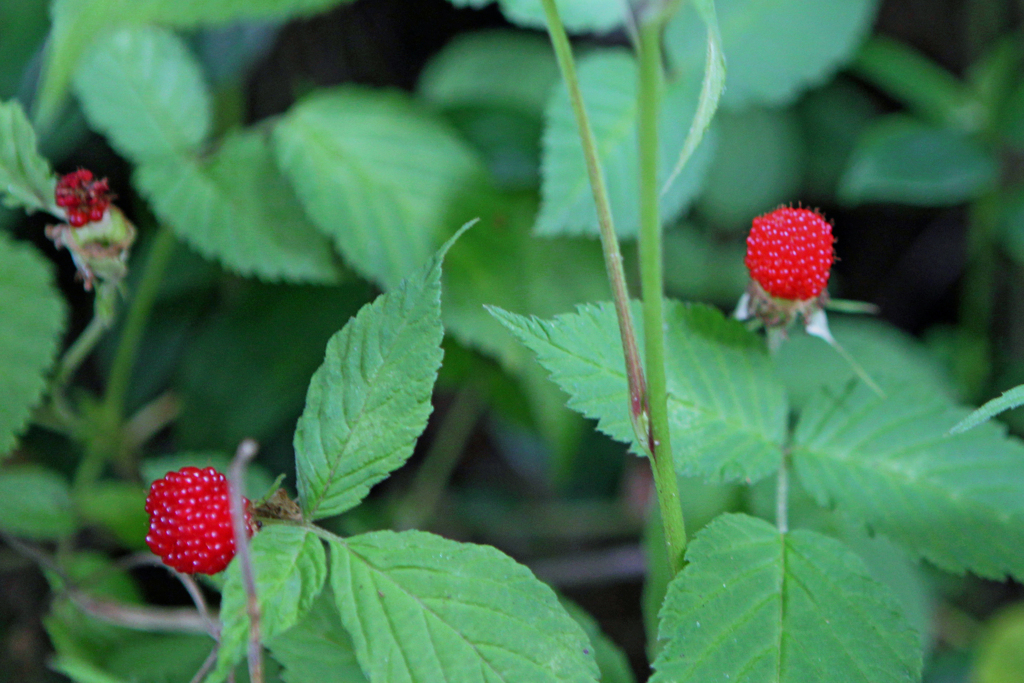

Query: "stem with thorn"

xmin=539 ymin=0 xmax=649 ymax=441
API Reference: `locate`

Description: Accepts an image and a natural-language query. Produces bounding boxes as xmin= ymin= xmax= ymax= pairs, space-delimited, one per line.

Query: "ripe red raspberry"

xmin=745 ymin=207 xmax=835 ymax=301
xmin=145 ymin=467 xmax=256 ymax=575
xmin=55 ymin=169 xmax=112 ymax=228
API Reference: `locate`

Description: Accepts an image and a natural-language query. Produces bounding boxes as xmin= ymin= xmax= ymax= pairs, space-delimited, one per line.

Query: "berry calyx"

xmin=55 ymin=169 xmax=112 ymax=228
xmin=145 ymin=466 xmax=256 ymax=575
xmin=745 ymin=207 xmax=835 ymax=302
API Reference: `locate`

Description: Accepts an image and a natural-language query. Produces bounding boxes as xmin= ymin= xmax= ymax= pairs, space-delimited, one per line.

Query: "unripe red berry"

xmin=745 ymin=207 xmax=835 ymax=301
xmin=145 ymin=466 xmax=256 ymax=575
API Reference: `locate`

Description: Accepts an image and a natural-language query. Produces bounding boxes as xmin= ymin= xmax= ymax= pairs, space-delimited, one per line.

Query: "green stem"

xmin=102 ymin=225 xmax=177 ymax=434
xmin=957 ymin=192 xmax=999 ymax=400
xmin=775 ymin=457 xmax=789 ymax=534
xmin=395 ymin=388 xmax=482 ymax=530
xmin=54 ymin=298 xmax=116 ymax=389
xmin=539 ymin=0 xmax=649 ymax=439
xmin=75 ymin=226 xmax=177 ymax=491
xmin=637 ymin=19 xmax=687 ymax=576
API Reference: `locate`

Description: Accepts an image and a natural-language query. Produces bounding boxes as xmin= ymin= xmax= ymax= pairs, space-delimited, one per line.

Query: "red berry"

xmin=745 ymin=207 xmax=835 ymax=301
xmin=145 ymin=466 xmax=256 ymax=575
xmin=55 ymin=168 xmax=113 ymax=228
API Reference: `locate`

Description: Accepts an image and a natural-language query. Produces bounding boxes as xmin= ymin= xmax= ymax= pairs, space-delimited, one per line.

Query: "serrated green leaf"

xmin=274 ymin=87 xmax=485 ymax=288
xmin=792 ymin=381 xmax=1024 ymax=581
xmin=662 ymin=0 xmax=725 ymax=195
xmin=208 ymin=525 xmax=327 ymax=683
xmin=0 ymin=100 xmax=58 ymax=214
xmin=445 ymin=0 xmax=624 ymax=33
xmin=491 ymin=300 xmax=788 ymax=482
xmin=695 ymin=106 xmax=804 ymax=230
xmin=37 ymin=0 xmax=354 ymax=130
xmin=666 ymin=0 xmax=880 ymax=108
xmin=951 ymin=384 xmax=1024 ymax=434
xmin=536 ymin=50 xmax=715 ymax=238
xmin=329 ymin=530 xmax=600 ymax=683
xmin=651 ymin=513 xmax=921 ymax=683
xmin=775 ymin=316 xmax=954 ymax=411
xmin=0 ymin=235 xmax=65 ymax=456
xmin=0 ymin=466 xmax=75 ymax=539
xmin=267 ymin=586 xmax=367 ymax=683
xmin=839 ymin=115 xmax=998 ymax=206
xmin=73 ymin=26 xmax=211 ymax=161
xmin=293 ymin=229 xmax=461 ymax=520
xmin=419 ymin=29 xmax=558 ymax=117
xmin=134 ymin=129 xmax=341 ymax=283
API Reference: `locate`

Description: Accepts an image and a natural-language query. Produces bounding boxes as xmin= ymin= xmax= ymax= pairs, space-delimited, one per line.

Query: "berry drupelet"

xmin=55 ymin=168 xmax=112 ymax=227
xmin=145 ymin=466 xmax=256 ymax=575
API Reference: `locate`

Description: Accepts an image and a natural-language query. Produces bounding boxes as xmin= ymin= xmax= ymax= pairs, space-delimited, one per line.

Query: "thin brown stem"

xmin=230 ymin=439 xmax=263 ymax=683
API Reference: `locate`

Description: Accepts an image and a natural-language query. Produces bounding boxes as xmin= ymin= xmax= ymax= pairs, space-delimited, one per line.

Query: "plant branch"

xmin=637 ymin=18 xmax=687 ymax=576
xmin=100 ymin=224 xmax=178 ymax=452
xmin=230 ymin=439 xmax=264 ymax=683
xmin=539 ymin=0 xmax=649 ymax=442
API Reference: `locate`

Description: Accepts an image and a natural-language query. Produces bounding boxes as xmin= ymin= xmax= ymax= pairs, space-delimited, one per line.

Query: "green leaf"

xmin=950 ymin=384 xmax=1024 ymax=434
xmin=273 ymin=87 xmax=486 ymax=288
xmin=208 ymin=525 xmax=327 ymax=682
xmin=134 ymin=129 xmax=341 ymax=283
xmin=0 ymin=100 xmax=58 ymax=214
xmin=491 ymin=301 xmax=788 ymax=483
xmin=73 ymin=26 xmax=211 ymax=161
xmin=536 ymin=49 xmax=715 ymax=238
xmin=445 ymin=0 xmax=624 ymax=33
xmin=852 ymin=36 xmax=983 ymax=133
xmin=839 ymin=115 xmax=998 ymax=206
xmin=329 ymin=530 xmax=600 ymax=683
xmin=267 ymin=586 xmax=367 ymax=683
xmin=105 ymin=633 xmax=216 ymax=683
xmin=77 ymin=481 xmax=149 ymax=549
xmin=651 ymin=513 xmax=921 ymax=683
xmin=792 ymin=381 xmax=1024 ymax=581
xmin=0 ymin=235 xmax=65 ymax=456
xmin=663 ymin=226 xmax=749 ymax=303
xmin=774 ymin=316 xmax=954 ymax=411
xmin=662 ymin=0 xmax=725 ymax=194
xmin=798 ymin=80 xmax=882 ymax=201
xmin=560 ymin=599 xmax=635 ymax=683
xmin=0 ymin=467 xmax=75 ymax=539
xmin=666 ymin=0 xmax=880 ymax=108
xmin=293 ymin=228 xmax=462 ymax=520
xmin=419 ymin=29 xmax=558 ymax=118
xmin=37 ymin=0 xmax=354 ymax=130
xmin=0 ymin=0 xmax=49 ymax=100
xmin=695 ymin=106 xmax=805 ymax=231
xmin=50 ymin=656 xmax=129 ymax=683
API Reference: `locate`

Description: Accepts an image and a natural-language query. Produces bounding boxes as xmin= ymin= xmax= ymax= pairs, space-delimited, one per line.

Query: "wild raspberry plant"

xmin=1 ymin=1 xmax=1024 ymax=683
